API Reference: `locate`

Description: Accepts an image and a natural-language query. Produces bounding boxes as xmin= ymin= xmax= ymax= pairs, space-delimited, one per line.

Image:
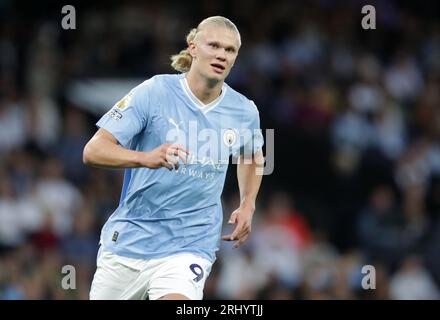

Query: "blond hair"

xmin=170 ymin=16 xmax=241 ymax=73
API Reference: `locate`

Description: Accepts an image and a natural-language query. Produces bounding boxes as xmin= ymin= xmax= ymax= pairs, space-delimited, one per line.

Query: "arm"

xmin=83 ymin=128 xmax=187 ymax=170
xmin=222 ymin=149 xmax=264 ymax=248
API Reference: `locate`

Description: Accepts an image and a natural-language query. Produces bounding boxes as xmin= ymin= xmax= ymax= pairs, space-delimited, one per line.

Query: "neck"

xmin=186 ymin=70 xmax=223 ymax=105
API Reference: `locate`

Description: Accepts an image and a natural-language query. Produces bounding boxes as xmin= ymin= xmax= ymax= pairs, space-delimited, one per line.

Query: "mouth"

xmin=211 ymin=63 xmax=226 ymax=74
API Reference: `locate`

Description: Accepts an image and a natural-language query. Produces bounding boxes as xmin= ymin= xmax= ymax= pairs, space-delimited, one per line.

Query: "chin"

xmin=213 ymin=70 xmax=230 ymax=81
xmin=206 ymin=73 xmax=225 ymax=83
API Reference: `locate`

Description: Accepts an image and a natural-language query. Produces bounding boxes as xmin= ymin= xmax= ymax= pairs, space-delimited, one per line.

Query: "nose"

xmin=216 ymin=48 xmax=226 ymax=61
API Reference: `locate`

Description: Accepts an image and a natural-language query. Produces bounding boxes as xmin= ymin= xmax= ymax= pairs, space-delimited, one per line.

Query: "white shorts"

xmin=89 ymin=246 xmax=212 ymax=300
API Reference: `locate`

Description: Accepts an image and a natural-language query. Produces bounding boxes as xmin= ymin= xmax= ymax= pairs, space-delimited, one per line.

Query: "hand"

xmin=143 ymin=143 xmax=188 ymax=170
xmin=222 ymin=206 xmax=255 ymax=248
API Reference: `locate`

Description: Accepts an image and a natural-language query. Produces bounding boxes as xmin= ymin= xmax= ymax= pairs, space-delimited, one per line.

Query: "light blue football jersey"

xmin=96 ymin=73 xmax=263 ymax=263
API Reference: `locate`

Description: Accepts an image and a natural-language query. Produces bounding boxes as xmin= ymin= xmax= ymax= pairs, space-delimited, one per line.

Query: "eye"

xmin=209 ymin=43 xmax=219 ymax=49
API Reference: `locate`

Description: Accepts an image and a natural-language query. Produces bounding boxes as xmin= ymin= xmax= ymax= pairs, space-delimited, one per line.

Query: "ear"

xmin=188 ymin=41 xmax=197 ymax=58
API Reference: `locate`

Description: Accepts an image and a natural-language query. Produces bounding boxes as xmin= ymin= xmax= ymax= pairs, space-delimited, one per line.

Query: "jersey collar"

xmin=179 ymin=75 xmax=227 ymax=114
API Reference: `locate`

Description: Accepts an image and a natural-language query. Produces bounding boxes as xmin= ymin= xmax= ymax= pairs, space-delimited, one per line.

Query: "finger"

xmin=221 ymin=230 xmax=242 ymax=241
xmin=171 ymin=144 xmax=189 ymax=156
xmin=162 ymin=160 xmax=173 ymax=170
xmin=235 ymin=223 xmax=251 ymax=240
xmin=167 ymin=146 xmax=187 ymax=165
xmin=166 ymin=154 xmax=179 ymax=165
xmin=233 ymin=234 xmax=249 ymax=249
xmin=174 ymin=144 xmax=189 ymax=155
xmin=228 ymin=213 xmax=238 ymax=224
xmin=165 ymin=145 xmax=176 ymax=157
xmin=165 ymin=157 xmax=179 ymax=170
xmin=233 ymin=227 xmax=249 ymax=242
xmin=222 ymin=230 xmax=249 ymax=246
xmin=177 ymin=150 xmax=188 ymax=164
xmin=221 ymin=234 xmax=234 ymax=241
xmin=228 ymin=223 xmax=245 ymax=241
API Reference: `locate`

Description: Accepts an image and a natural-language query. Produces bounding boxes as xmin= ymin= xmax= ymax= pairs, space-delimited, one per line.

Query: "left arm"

xmin=222 ymin=149 xmax=264 ymax=248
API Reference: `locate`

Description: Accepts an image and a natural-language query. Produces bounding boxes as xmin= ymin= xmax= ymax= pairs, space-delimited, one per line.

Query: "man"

xmin=83 ymin=16 xmax=264 ymax=300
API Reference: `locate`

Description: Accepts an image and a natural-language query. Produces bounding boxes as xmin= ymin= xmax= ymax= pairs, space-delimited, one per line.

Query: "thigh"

xmin=147 ymin=254 xmax=213 ymax=300
xmin=89 ymin=248 xmax=146 ymax=300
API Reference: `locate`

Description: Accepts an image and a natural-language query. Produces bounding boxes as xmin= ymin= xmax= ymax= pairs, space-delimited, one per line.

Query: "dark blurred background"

xmin=1 ymin=0 xmax=440 ymax=299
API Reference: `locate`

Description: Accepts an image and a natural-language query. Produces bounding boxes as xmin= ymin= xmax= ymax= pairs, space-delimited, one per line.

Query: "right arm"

xmin=83 ymin=128 xmax=187 ymax=170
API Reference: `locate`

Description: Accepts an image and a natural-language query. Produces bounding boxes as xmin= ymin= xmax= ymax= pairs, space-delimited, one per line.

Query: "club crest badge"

xmin=223 ymin=129 xmax=237 ymax=147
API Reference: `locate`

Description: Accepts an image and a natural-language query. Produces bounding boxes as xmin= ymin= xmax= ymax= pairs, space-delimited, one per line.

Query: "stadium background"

xmin=1 ymin=0 xmax=440 ymax=299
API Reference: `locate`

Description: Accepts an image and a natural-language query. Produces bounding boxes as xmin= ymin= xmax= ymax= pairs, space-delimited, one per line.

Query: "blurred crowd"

xmin=1 ymin=0 xmax=440 ymax=299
